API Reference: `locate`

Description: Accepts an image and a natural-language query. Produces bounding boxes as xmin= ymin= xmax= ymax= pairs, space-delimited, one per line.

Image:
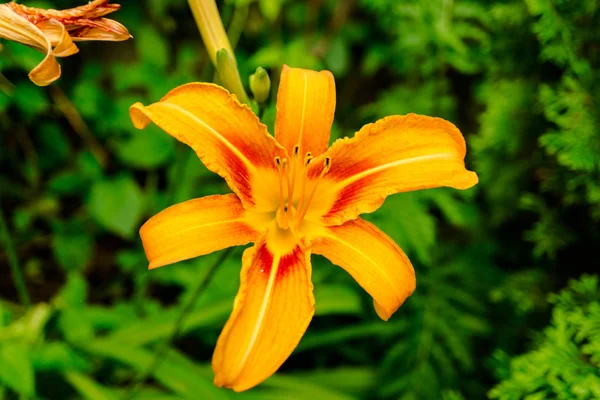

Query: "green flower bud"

xmin=216 ymin=48 xmax=248 ymax=104
xmin=249 ymin=67 xmax=271 ymax=104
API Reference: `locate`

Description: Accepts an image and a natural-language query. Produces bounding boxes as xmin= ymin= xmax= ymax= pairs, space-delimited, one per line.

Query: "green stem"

xmin=124 ymin=247 xmax=233 ymax=399
xmin=226 ymin=3 xmax=249 ymax=50
xmin=188 ymin=0 xmax=250 ymax=103
xmin=0 ymin=207 xmax=31 ymax=308
xmin=0 ymin=72 xmax=15 ymax=95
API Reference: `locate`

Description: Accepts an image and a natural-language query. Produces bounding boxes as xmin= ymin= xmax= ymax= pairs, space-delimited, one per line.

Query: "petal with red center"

xmin=140 ymin=194 xmax=267 ymax=270
xmin=310 ymin=218 xmax=415 ymax=321
xmin=0 ymin=5 xmax=61 ymax=86
xmin=275 ymin=65 xmax=336 ymax=158
xmin=306 ymin=114 xmax=479 ymax=225
xmin=130 ymin=83 xmax=286 ymax=211
xmin=212 ymin=232 xmax=314 ymax=391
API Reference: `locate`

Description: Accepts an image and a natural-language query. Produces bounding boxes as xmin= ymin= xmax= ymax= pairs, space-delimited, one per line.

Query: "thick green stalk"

xmin=187 ymin=0 xmax=250 ymax=104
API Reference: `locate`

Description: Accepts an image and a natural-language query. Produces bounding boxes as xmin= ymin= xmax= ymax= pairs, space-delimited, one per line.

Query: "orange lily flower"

xmin=129 ymin=65 xmax=478 ymax=391
xmin=0 ymin=0 xmax=130 ymax=86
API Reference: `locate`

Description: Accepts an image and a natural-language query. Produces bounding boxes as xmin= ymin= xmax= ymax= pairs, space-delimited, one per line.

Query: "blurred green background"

xmin=1 ymin=0 xmax=599 ymax=399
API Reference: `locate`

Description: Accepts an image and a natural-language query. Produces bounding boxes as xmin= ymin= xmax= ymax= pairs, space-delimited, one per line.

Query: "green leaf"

xmin=313 ymin=285 xmax=362 ymax=316
xmin=88 ymin=175 xmax=144 ymax=238
xmin=32 ymin=343 xmax=90 ymax=372
xmin=297 ymin=320 xmax=407 ymax=353
xmin=137 ymin=25 xmax=169 ymax=70
xmin=3 ymin=40 xmax=44 ymax=74
xmin=38 ymin=122 xmax=71 ymax=169
xmin=260 ymin=0 xmax=284 ymax=22
xmin=54 ymin=272 xmax=88 ymax=308
xmin=77 ymin=152 xmax=104 ymax=180
xmin=105 ymin=301 xmax=231 ymax=346
xmin=52 ymin=232 xmax=94 ymax=271
xmin=77 ymin=340 xmax=227 ymax=400
xmin=84 ymin=304 xmax=139 ymax=331
xmin=48 ymin=171 xmax=89 ymax=195
xmin=259 ymin=371 xmax=356 ymax=400
xmin=287 ymin=367 xmax=375 ymax=395
xmin=116 ymin=125 xmax=175 ymax=169
xmin=365 ymin=192 xmax=436 ymax=264
xmin=0 ymin=91 xmax=11 ymax=112
xmin=64 ymin=370 xmax=118 ymax=400
xmin=0 ymin=342 xmax=34 ymax=396
xmin=12 ymin=82 xmax=48 ymax=120
xmin=71 ymin=80 xmax=103 ymax=118
xmin=59 ymin=309 xmax=95 ymax=343
xmin=325 ymin=37 xmax=350 ymax=76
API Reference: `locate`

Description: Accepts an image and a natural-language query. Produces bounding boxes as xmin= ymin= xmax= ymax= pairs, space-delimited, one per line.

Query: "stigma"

xmin=274 ymin=146 xmax=331 ymax=230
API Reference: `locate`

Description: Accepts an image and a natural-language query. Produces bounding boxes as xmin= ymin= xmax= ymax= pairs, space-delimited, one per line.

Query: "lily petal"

xmin=0 ymin=4 xmax=60 ymax=86
xmin=37 ymin=19 xmax=79 ymax=57
xmin=213 ymin=232 xmax=314 ymax=391
xmin=306 ymin=114 xmax=479 ymax=225
xmin=310 ymin=218 xmax=415 ymax=320
xmin=130 ymin=83 xmax=286 ymax=211
xmin=67 ymin=18 xmax=131 ymax=41
xmin=275 ymin=65 xmax=336 ymax=157
xmin=140 ymin=194 xmax=266 ymax=270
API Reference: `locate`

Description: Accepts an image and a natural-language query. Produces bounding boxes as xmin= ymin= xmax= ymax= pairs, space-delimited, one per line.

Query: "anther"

xmin=304 ymin=153 xmax=313 ymax=167
xmin=324 ymin=156 xmax=331 ymax=170
xmin=293 ymin=145 xmax=300 ymax=157
xmin=274 ymin=156 xmax=281 ymax=169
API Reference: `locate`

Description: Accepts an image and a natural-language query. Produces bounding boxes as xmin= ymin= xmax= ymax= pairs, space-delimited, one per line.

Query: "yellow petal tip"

xmin=213 ymin=376 xmax=224 ymax=389
xmin=129 ymin=102 xmax=151 ymax=129
xmin=374 ymin=301 xmax=392 ymax=321
xmin=454 ymin=170 xmax=479 ymax=190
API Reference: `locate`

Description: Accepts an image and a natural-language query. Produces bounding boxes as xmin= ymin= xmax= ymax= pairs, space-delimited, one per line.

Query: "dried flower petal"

xmin=0 ymin=4 xmax=61 ymax=86
xmin=0 ymin=0 xmax=130 ymax=86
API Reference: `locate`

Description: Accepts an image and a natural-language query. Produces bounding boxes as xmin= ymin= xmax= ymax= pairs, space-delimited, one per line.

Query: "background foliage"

xmin=1 ymin=0 xmax=599 ymax=399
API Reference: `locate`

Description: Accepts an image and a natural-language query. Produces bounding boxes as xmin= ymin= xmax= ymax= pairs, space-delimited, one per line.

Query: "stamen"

xmin=274 ymin=157 xmax=286 ymax=222
xmin=305 ymin=152 xmax=312 ymax=164
xmin=286 ymin=145 xmax=301 ymax=214
xmin=294 ymin=153 xmax=313 ymax=219
xmin=295 ymin=157 xmax=331 ymax=226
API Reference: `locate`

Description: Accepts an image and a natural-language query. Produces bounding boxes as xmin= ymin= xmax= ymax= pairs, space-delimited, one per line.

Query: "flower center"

xmin=274 ymin=145 xmax=331 ymax=231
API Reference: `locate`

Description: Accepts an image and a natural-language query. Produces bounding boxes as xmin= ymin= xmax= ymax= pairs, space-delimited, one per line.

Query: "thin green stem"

xmin=0 ymin=72 xmax=15 ymax=95
xmin=0 ymin=207 xmax=31 ymax=308
xmin=226 ymin=3 xmax=249 ymax=50
xmin=124 ymin=248 xmax=232 ymax=399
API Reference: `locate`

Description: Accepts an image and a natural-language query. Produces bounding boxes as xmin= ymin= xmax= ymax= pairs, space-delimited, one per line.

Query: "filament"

xmin=287 ymin=145 xmax=301 ymax=215
xmin=295 ymin=157 xmax=330 ymax=226
xmin=294 ymin=153 xmax=313 ymax=220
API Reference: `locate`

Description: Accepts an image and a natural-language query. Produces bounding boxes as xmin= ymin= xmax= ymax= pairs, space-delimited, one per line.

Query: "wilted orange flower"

xmin=0 ymin=0 xmax=130 ymax=86
xmin=130 ymin=65 xmax=478 ymax=391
